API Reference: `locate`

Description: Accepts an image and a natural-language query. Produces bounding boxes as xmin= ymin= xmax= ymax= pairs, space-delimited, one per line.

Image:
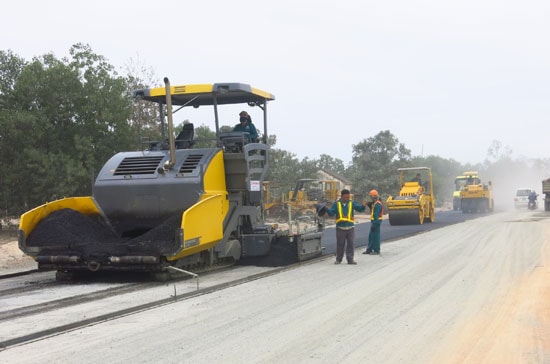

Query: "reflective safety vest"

xmin=336 ymin=200 xmax=354 ymax=223
xmin=371 ymin=200 xmax=384 ymax=220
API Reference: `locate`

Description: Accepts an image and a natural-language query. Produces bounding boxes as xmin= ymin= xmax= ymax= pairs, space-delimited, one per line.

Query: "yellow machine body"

xmin=459 ymin=172 xmax=494 ymax=213
xmin=17 ymin=81 xmax=324 ymax=277
xmin=386 ymin=167 xmax=435 ymax=225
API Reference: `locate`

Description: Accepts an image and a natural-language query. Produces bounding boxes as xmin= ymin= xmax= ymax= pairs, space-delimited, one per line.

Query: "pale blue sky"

xmin=4 ymin=0 xmax=550 ymax=165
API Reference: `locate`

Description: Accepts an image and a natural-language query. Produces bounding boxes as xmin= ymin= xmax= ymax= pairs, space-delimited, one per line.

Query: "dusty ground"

xmin=0 ymin=235 xmax=36 ymax=274
xmin=430 ymin=213 xmax=550 ymax=363
xmin=1 ymin=211 xmax=549 ymax=363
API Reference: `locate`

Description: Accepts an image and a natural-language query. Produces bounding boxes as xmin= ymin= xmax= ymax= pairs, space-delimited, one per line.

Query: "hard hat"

xmin=369 ymin=189 xmax=379 ymax=197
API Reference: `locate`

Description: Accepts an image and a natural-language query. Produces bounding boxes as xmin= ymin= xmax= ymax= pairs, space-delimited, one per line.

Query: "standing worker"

xmin=410 ymin=173 xmax=422 ymax=185
xmin=364 ymin=189 xmax=383 ymax=255
xmin=325 ymin=189 xmax=367 ymax=265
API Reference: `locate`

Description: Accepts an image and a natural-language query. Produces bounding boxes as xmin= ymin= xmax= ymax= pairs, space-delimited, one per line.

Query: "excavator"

xmin=386 ymin=167 xmax=435 ymax=225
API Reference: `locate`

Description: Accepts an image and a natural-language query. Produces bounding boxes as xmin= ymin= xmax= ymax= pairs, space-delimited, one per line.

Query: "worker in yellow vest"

xmin=325 ymin=189 xmax=367 ymax=265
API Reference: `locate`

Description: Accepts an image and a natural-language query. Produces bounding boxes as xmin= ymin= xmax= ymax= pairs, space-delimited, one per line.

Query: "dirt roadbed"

xmin=0 ymin=235 xmax=36 ymax=274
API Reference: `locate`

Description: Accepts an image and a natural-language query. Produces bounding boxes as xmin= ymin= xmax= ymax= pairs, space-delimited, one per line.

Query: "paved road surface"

xmin=322 ymin=209 xmax=490 ymax=254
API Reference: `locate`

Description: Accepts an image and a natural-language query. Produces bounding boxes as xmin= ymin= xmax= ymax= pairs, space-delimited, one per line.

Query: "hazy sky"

xmin=4 ymin=0 xmax=549 ymax=165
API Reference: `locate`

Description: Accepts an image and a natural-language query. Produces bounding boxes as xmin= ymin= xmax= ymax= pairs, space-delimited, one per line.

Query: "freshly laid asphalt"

xmin=321 ymin=209 xmax=492 ymax=255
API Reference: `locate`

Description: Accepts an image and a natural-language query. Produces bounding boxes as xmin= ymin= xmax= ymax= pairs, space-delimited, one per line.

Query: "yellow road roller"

xmin=386 ymin=167 xmax=435 ymax=225
xmin=459 ymin=172 xmax=494 ymax=213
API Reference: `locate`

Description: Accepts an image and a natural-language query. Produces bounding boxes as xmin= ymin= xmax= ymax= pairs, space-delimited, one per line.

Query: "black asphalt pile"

xmin=26 ymin=209 xmax=299 ymax=267
xmin=27 ymin=209 xmax=119 ymax=248
xmin=26 ymin=209 xmax=183 ymax=255
xmin=126 ymin=214 xmax=181 ymax=254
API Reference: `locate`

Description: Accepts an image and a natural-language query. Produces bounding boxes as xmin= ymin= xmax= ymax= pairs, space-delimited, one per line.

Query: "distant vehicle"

xmin=459 ymin=172 xmax=494 ymax=213
xmin=528 ymin=197 xmax=538 ymax=210
xmin=514 ymin=188 xmax=535 ymax=209
xmin=452 ymin=171 xmax=477 ymax=210
xmin=543 ymin=178 xmax=550 ymax=211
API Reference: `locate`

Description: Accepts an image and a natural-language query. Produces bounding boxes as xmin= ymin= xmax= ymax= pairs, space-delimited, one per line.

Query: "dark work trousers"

xmin=367 ymin=224 xmax=381 ymax=253
xmin=336 ymin=227 xmax=355 ymax=263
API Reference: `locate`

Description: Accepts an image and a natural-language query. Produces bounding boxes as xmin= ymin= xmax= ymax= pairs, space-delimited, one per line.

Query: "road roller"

xmin=18 ymin=79 xmax=324 ymax=280
xmin=386 ymin=167 xmax=435 ymax=225
xmin=459 ymin=172 xmax=494 ymax=213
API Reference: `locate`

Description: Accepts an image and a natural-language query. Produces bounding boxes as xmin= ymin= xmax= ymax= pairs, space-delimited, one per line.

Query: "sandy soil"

xmin=1 ymin=211 xmax=549 ymax=363
xmin=0 ymin=236 xmax=36 ymax=274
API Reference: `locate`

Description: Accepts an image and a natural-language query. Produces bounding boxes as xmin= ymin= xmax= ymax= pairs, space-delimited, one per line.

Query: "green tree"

xmin=316 ymin=154 xmax=346 ymax=176
xmin=349 ymin=130 xmax=412 ymax=198
xmin=0 ymin=50 xmax=27 ymax=215
xmin=124 ymin=56 xmax=161 ymax=148
xmin=265 ymin=148 xmax=301 ymax=192
xmin=0 ymin=50 xmax=26 ymax=104
xmin=192 ymin=124 xmax=218 ymax=148
xmin=411 ymin=155 xmax=465 ymax=207
xmin=0 ymin=45 xmax=133 ymax=214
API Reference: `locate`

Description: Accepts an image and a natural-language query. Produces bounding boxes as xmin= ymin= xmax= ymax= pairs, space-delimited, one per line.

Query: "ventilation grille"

xmin=179 ymin=154 xmax=203 ymax=174
xmin=114 ymin=156 xmax=164 ymax=175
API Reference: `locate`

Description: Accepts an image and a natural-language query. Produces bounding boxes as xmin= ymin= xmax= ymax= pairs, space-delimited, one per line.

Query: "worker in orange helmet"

xmin=363 ymin=189 xmax=383 ymax=255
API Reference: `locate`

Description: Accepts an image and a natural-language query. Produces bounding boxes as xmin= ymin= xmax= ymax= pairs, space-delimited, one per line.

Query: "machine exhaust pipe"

xmin=163 ymin=77 xmax=176 ymax=170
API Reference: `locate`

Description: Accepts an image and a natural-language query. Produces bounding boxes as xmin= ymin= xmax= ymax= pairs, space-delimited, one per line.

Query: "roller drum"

xmin=388 ymin=208 xmax=422 ymax=225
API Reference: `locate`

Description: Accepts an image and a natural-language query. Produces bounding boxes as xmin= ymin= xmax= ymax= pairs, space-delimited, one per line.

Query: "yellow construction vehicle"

xmin=452 ymin=172 xmax=476 ymax=210
xmin=262 ymin=181 xmax=281 ymax=212
xmin=287 ymin=179 xmax=341 ymax=211
xmin=18 ymin=80 xmax=324 ymax=279
xmin=386 ymin=167 xmax=435 ymax=225
xmin=264 ymin=178 xmax=342 ymax=218
xmin=543 ymin=178 xmax=550 ymax=211
xmin=459 ymin=172 xmax=494 ymax=213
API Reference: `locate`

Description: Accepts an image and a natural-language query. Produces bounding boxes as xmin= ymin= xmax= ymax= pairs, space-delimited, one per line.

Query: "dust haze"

xmin=484 ymin=160 xmax=548 ymax=212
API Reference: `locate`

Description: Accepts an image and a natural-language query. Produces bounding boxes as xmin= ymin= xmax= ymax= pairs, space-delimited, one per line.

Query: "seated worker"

xmin=410 ymin=173 xmax=422 ymax=185
xmin=233 ymin=111 xmax=259 ymax=142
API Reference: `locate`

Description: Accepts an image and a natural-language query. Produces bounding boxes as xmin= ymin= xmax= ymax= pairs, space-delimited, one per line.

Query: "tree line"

xmin=1 ymin=45 xmax=548 ymax=219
